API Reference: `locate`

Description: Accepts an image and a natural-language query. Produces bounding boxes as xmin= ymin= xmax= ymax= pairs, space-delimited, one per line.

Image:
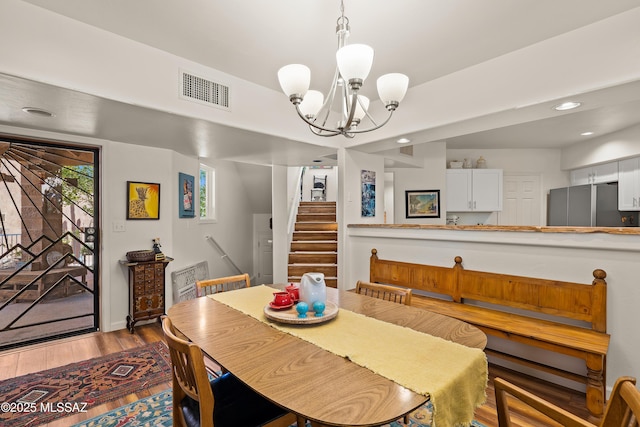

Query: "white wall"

xmin=301 ymin=167 xmax=337 ymax=202
xmin=272 ymin=166 xmax=289 ymax=285
xmin=384 ymin=172 xmax=394 ymax=224
xmin=340 ymin=150 xmax=386 ymax=226
xmin=106 ymin=145 xmax=257 ymax=331
xmin=103 ymin=142 xmax=174 ymax=331
xmin=194 ymin=159 xmax=255 ymax=278
xmin=390 ymin=142 xmax=447 ymax=225
xmin=169 ymin=154 xmax=256 ymax=309
xmin=447 ymin=148 xmax=568 ymax=188
xmin=337 ymin=148 xmax=385 ymax=288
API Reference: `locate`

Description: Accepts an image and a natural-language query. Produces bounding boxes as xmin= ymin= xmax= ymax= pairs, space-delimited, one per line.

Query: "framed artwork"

xmin=178 ymin=172 xmax=195 ymax=218
xmin=361 ymin=170 xmax=376 ymax=217
xmin=405 ymin=190 xmax=440 ymax=218
xmin=127 ymin=181 xmax=160 ymax=220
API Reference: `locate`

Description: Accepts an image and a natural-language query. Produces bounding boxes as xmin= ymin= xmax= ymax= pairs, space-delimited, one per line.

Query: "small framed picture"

xmin=127 ymin=181 xmax=160 ymax=220
xmin=405 ymin=190 xmax=440 ymax=218
xmin=178 ymin=172 xmax=195 ymax=218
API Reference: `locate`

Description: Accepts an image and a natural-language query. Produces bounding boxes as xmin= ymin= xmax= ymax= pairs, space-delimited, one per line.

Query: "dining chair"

xmin=494 ymin=376 xmax=640 ymax=427
xmin=355 ymin=280 xmax=412 ymax=305
xmin=162 ymin=316 xmax=299 ymax=427
xmin=196 ymin=273 xmax=250 ymax=297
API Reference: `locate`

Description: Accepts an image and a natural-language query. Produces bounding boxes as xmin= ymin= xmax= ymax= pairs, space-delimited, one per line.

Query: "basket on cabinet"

xmin=125 ymin=250 xmax=155 ymax=263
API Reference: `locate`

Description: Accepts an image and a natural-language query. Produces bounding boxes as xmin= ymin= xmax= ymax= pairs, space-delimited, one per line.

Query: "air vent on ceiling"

xmin=399 ymin=145 xmax=413 ymax=156
xmin=180 ymin=71 xmax=230 ymax=110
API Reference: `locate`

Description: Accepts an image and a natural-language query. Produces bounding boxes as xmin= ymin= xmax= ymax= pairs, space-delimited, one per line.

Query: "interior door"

xmin=257 ymin=234 xmax=273 ymax=285
xmin=499 ymin=174 xmax=541 ymax=225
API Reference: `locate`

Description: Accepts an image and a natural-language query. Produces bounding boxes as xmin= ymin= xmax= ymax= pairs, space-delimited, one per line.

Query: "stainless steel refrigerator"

xmin=547 ymin=183 xmax=623 ymax=226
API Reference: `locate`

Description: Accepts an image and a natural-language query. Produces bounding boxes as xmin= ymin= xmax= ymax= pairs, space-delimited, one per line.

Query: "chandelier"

xmin=277 ymin=1 xmax=409 ymax=138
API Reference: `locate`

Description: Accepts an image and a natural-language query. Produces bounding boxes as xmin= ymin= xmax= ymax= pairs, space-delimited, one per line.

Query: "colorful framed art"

xmin=127 ymin=181 xmax=160 ymax=220
xmin=361 ymin=170 xmax=376 ymax=217
xmin=405 ymin=189 xmax=440 ymax=218
xmin=178 ymin=172 xmax=195 ymax=218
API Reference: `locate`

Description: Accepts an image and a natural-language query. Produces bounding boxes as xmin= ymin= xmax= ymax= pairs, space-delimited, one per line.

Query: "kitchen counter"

xmin=347 ymin=223 xmax=640 ymax=235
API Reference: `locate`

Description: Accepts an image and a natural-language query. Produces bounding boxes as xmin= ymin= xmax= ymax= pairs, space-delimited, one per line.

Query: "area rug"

xmin=73 ymin=389 xmax=488 ymax=427
xmin=72 ymin=389 xmax=173 ymax=427
xmin=0 ymin=341 xmax=171 ymax=427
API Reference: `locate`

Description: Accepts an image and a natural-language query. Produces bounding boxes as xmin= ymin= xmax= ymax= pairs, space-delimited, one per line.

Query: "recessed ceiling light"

xmin=581 ymin=131 xmax=594 ymax=136
xmin=396 ymin=138 xmax=411 ymax=144
xmin=553 ymin=101 xmax=581 ymax=111
xmin=22 ymin=107 xmax=55 ymax=117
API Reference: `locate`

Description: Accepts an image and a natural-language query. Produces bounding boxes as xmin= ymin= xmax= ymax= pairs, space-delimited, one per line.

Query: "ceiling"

xmin=2 ymin=0 xmax=640 ymax=167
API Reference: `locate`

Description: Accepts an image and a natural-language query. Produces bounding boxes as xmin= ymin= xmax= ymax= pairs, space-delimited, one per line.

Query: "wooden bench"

xmin=368 ymin=248 xmax=610 ymax=422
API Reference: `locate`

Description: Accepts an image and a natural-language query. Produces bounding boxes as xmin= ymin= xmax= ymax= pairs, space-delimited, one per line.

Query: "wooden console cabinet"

xmin=122 ymin=258 xmax=172 ymax=333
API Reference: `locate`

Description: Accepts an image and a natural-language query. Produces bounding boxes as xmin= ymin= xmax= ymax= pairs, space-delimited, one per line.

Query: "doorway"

xmin=0 ymin=137 xmax=99 ymax=349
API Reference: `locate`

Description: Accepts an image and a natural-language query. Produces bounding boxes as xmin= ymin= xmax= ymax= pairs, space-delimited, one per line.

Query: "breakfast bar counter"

xmin=348 ymin=223 xmax=640 ymax=235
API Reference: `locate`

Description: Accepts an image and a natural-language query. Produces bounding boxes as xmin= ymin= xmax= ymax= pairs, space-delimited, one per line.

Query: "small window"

xmin=199 ymin=164 xmax=216 ymax=222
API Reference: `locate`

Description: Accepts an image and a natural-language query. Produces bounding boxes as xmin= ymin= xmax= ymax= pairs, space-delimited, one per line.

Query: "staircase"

xmin=288 ymin=201 xmax=338 ymax=288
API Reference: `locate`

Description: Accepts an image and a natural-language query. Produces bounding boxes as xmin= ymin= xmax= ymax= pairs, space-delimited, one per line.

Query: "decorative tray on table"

xmin=263 ymin=301 xmax=339 ymax=325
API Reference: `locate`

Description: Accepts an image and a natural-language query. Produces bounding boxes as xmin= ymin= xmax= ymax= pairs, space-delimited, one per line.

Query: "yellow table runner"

xmin=210 ymin=286 xmax=487 ymax=427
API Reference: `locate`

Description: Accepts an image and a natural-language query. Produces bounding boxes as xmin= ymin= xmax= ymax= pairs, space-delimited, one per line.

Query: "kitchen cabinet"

xmin=122 ymin=258 xmax=172 ymax=333
xmin=618 ymin=157 xmax=640 ymax=210
xmin=570 ymin=162 xmax=618 ymax=185
xmin=446 ymin=169 xmax=503 ymax=212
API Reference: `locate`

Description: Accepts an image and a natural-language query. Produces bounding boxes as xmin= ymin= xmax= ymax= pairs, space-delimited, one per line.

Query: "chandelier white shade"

xmin=377 ymin=73 xmax=409 ymax=106
xmin=298 ymin=90 xmax=324 ymax=118
xmin=351 ymin=95 xmax=370 ymax=121
xmin=336 ymin=44 xmax=374 ymax=83
xmin=277 ymin=64 xmax=310 ymax=100
xmin=277 ymin=1 xmax=409 ymax=138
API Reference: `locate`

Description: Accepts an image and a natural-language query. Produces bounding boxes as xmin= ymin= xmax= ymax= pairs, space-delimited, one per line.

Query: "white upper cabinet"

xmin=447 ymin=169 xmax=473 ymax=211
xmin=570 ymin=162 xmax=618 ymax=185
xmin=618 ymin=157 xmax=640 ymax=211
xmin=447 ymin=169 xmax=503 ymax=212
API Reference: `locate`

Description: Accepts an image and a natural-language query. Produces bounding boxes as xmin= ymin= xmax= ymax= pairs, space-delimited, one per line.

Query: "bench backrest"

xmin=370 ymin=251 xmax=459 ymax=299
xmin=369 ymin=248 xmax=607 ymax=333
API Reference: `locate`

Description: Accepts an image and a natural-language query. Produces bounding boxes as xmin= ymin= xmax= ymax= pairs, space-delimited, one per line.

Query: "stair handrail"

xmin=204 ymin=235 xmax=243 ymax=276
xmin=287 ymin=166 xmax=305 ymax=249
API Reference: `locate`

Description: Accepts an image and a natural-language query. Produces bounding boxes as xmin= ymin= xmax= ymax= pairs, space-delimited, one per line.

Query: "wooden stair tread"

xmin=290 ymin=200 xmax=337 ymax=287
xmin=289 ymin=251 xmax=338 ymax=253
xmin=288 ymin=263 xmax=338 ymax=265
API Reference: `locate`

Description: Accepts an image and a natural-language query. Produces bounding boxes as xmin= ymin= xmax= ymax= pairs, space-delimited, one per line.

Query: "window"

xmin=199 ymin=164 xmax=216 ymax=222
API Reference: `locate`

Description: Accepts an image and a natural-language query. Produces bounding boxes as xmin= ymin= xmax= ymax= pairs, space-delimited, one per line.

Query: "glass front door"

xmin=0 ymin=137 xmax=99 ymax=350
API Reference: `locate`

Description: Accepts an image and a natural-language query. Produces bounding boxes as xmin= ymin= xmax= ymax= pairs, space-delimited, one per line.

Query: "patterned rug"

xmin=74 ymin=389 xmax=488 ymax=427
xmin=0 ymin=341 xmax=171 ymax=427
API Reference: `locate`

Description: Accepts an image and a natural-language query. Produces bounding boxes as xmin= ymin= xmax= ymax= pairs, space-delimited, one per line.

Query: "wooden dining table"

xmin=167 ymin=286 xmax=487 ymax=427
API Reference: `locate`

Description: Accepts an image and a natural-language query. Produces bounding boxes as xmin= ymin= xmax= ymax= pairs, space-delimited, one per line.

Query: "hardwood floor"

xmin=0 ymin=322 xmax=590 ymax=427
